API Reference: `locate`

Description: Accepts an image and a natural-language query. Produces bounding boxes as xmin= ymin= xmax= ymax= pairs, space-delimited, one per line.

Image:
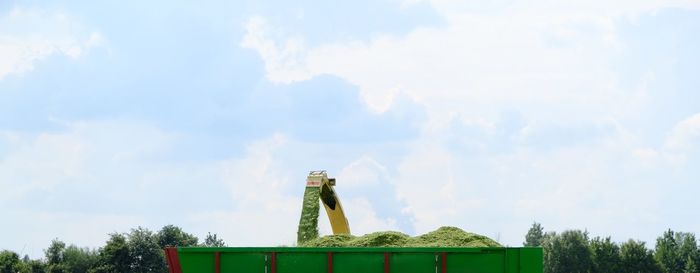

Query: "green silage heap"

xmin=409 ymin=226 xmax=502 ymax=247
xmin=300 ymin=226 xmax=502 ymax=247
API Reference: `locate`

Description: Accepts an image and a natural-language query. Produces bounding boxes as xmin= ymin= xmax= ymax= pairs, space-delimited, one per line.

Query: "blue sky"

xmin=1 ymin=0 xmax=699 ymax=258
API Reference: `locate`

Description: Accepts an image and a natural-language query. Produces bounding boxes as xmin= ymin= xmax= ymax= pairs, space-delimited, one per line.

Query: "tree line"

xmin=1 ymin=223 xmax=698 ymax=273
xmin=0 ymin=225 xmax=224 ymax=273
xmin=525 ymin=222 xmax=699 ymax=273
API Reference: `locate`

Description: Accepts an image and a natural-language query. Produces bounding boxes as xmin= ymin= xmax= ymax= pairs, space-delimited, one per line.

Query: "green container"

xmin=165 ymin=247 xmax=542 ymax=273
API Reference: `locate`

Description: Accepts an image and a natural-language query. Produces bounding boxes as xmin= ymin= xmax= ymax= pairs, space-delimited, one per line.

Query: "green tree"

xmin=45 ymin=239 xmax=65 ymax=266
xmin=0 ymin=250 xmax=23 ymax=273
xmin=686 ymin=258 xmax=698 ymax=273
xmin=92 ymin=233 xmax=131 ymax=273
xmin=203 ymin=232 xmax=226 ymax=247
xmin=24 ymin=259 xmax=47 ymax=273
xmin=45 ymin=239 xmax=67 ymax=273
xmin=524 ymin=222 xmax=545 ymax=247
xmin=621 ymin=239 xmax=661 ymax=273
xmin=678 ymin=233 xmax=699 ymax=273
xmin=655 ymin=230 xmax=698 ymax=273
xmin=128 ymin=227 xmax=167 ymax=273
xmin=590 ymin=236 xmax=621 ymax=273
xmin=156 ymin=225 xmax=198 ymax=248
xmin=62 ymin=245 xmax=98 ymax=273
xmin=542 ymin=230 xmax=593 ymax=273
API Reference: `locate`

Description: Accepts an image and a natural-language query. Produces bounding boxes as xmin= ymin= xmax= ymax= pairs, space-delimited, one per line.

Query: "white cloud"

xmin=0 ymin=120 xmax=179 ymax=257
xmin=240 ymin=16 xmax=312 ymax=84
xmin=242 ymin=10 xmax=625 ymax=118
xmin=0 ymin=7 xmax=104 ymax=80
xmin=219 ymin=134 xmax=295 ymax=210
xmin=0 ymin=129 xmax=88 ymax=199
xmin=241 ymin=0 xmax=699 ymax=119
xmin=198 ymin=134 xmax=318 ymax=245
xmin=392 ymin=124 xmax=676 ymax=245
xmin=427 ymin=0 xmax=700 ymax=19
xmin=331 ymin=157 xmax=402 ymax=235
xmin=665 ymin=113 xmax=700 ymax=151
xmin=0 ymin=120 xmax=176 ymax=200
xmin=342 ymin=197 xmax=399 ymax=235
xmin=337 ymin=156 xmax=389 ymax=189
xmin=394 ymin=142 xmax=462 ymax=234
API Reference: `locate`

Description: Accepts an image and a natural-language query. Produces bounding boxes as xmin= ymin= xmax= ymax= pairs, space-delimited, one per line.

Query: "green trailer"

xmin=164 ymin=247 xmax=542 ymax=273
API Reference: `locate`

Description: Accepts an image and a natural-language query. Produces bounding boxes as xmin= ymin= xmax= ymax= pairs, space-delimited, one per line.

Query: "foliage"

xmin=25 ymin=259 xmax=47 ymax=273
xmin=41 ymin=239 xmax=98 ymax=273
xmin=656 ymin=230 xmax=700 ymax=273
xmin=542 ymin=230 xmax=592 ymax=273
xmin=678 ymin=233 xmax=700 ymax=273
xmin=127 ymin=227 xmax=167 ymax=273
xmin=524 ymin=222 xmax=545 ymax=247
xmin=0 ymin=250 xmax=23 ymax=273
xmin=2 ymin=225 xmax=206 ymax=273
xmin=156 ymin=225 xmax=198 ymax=248
xmin=686 ymin=258 xmax=698 ymax=273
xmin=657 ymin=230 xmax=682 ymax=273
xmin=91 ymin=233 xmax=131 ymax=273
xmin=590 ymin=236 xmax=621 ymax=273
xmin=45 ymin=239 xmax=67 ymax=273
xmin=620 ymin=239 xmax=661 ymax=273
xmin=203 ymin=232 xmax=226 ymax=247
xmin=62 ymin=245 xmax=98 ymax=273
xmin=0 ymin=251 xmax=45 ymax=273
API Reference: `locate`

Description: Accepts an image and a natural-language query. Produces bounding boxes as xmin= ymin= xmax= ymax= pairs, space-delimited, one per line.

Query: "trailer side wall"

xmin=166 ymin=247 xmax=543 ymax=273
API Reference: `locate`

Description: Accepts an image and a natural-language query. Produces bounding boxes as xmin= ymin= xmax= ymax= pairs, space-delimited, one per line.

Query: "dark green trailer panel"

xmin=165 ymin=247 xmax=542 ymax=273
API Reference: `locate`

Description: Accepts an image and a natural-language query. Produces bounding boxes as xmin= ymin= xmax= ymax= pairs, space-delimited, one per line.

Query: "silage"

xmin=346 ymin=231 xmax=411 ymax=247
xmin=300 ymin=226 xmax=502 ymax=248
xmin=406 ymin=226 xmax=501 ymax=247
xmin=295 ymin=184 xmax=499 ymax=248
xmin=296 ymin=187 xmax=321 ymax=244
xmin=302 ymin=234 xmax=355 ymax=247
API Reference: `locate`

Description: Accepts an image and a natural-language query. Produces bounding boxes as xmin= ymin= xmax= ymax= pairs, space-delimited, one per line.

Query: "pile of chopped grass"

xmin=300 ymin=226 xmax=501 ymax=247
xmin=296 ymin=187 xmax=320 ymax=244
xmin=302 ymin=234 xmax=355 ymax=247
xmin=346 ymin=231 xmax=411 ymax=247
xmin=407 ymin=226 xmax=501 ymax=247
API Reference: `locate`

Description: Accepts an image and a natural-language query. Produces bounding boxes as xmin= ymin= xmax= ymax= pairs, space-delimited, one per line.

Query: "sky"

xmin=1 ymin=0 xmax=699 ymax=259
